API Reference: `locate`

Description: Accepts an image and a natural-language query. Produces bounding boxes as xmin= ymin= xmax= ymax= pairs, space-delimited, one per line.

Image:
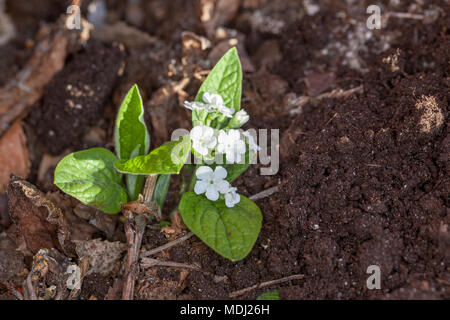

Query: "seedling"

xmin=257 ymin=289 xmax=280 ymax=300
xmin=54 ymin=47 xmax=262 ymax=261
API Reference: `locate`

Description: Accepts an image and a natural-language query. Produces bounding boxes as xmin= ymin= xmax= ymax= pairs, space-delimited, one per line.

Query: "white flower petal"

xmin=194 ymin=181 xmax=208 ymax=195
xmin=229 ymin=129 xmax=241 ymax=141
xmin=235 ymin=153 xmax=242 ymax=163
xmin=202 ymin=92 xmax=213 ymax=104
xmin=216 ymin=180 xmax=230 ymax=194
xmin=235 ymin=140 xmax=246 ymax=154
xmin=184 ymin=101 xmax=194 ymax=110
xmin=232 ymin=193 xmax=240 ymax=204
xmin=225 ymin=194 xmax=233 ymax=207
xmin=205 ymin=186 xmax=219 ymax=201
xmin=243 ymin=131 xmax=261 ymax=152
xmin=190 ymin=126 xmax=203 ymax=139
xmin=225 ymin=193 xmax=238 ymax=207
xmin=218 ymin=130 xmax=228 ymax=144
xmin=203 ymin=126 xmax=214 ymax=137
xmin=196 ymin=166 xmax=213 ymax=180
xmin=236 ymin=109 xmax=249 ymax=122
xmin=214 ymin=166 xmax=228 ymax=180
xmin=225 ymin=188 xmax=240 ymax=207
xmin=214 ymin=94 xmax=224 ymax=105
xmin=217 ymin=143 xmax=226 ymax=154
xmin=205 ymin=138 xmax=216 ymax=149
xmin=204 ymin=93 xmax=223 ymax=106
xmin=193 ymin=144 xmax=208 ymax=156
xmin=225 ymin=152 xmax=235 ymax=163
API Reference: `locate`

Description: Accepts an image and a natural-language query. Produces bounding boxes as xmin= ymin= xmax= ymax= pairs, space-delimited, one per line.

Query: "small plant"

xmin=257 ymin=289 xmax=280 ymax=300
xmin=54 ymin=47 xmax=262 ymax=261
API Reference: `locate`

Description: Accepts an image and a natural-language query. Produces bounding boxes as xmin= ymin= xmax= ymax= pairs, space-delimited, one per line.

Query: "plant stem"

xmin=188 ymin=164 xmax=200 ymax=192
xmin=143 ymin=174 xmax=158 ymax=203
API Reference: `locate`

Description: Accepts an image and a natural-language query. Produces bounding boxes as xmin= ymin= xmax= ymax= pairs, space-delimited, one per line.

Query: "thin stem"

xmin=188 ymin=164 xmax=200 ymax=192
xmin=229 ymin=274 xmax=305 ymax=298
xmin=143 ymin=174 xmax=158 ymax=203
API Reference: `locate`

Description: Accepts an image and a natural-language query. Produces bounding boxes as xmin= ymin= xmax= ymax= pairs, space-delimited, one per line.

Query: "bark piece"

xmin=0 ymin=121 xmax=30 ymax=192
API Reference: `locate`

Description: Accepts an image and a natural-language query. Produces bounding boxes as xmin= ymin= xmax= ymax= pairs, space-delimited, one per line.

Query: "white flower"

xmin=183 ymin=93 xmax=235 ymax=118
xmin=202 ymin=92 xmax=235 ymax=118
xmin=228 ymin=109 xmax=250 ymax=128
xmin=225 ymin=187 xmax=240 ymax=208
xmin=242 ymin=131 xmax=261 ymax=152
xmin=217 ymin=129 xmax=246 ymax=163
xmin=234 ymin=109 xmax=249 ymax=125
xmin=190 ymin=126 xmax=217 ymax=156
xmin=184 ymin=101 xmax=208 ymax=111
xmin=194 ymin=166 xmax=230 ymax=201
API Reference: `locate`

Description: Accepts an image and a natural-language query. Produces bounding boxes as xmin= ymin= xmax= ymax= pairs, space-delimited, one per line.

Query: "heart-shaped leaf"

xmin=54 ymin=148 xmax=128 ymax=214
xmin=193 ymin=47 xmax=242 ymax=127
xmin=179 ymin=192 xmax=262 ymax=261
xmin=115 ymin=135 xmax=191 ymax=175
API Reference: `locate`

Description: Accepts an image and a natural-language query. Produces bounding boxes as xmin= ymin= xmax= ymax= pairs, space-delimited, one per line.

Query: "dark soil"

xmin=0 ymin=0 xmax=448 ymax=300
xmin=29 ymin=41 xmax=125 ymax=155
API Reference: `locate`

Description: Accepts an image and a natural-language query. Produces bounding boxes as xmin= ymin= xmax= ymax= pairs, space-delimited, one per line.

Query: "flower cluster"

xmin=189 ymin=126 xmax=258 ymax=163
xmin=184 ymin=93 xmax=235 ymax=118
xmin=184 ymin=92 xmax=260 ymax=207
xmin=194 ymin=166 xmax=240 ymax=207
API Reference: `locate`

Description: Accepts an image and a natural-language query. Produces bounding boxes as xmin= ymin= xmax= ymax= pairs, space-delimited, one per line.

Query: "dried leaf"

xmin=6 ymin=177 xmax=99 ymax=257
xmin=305 ymin=72 xmax=336 ymax=97
xmin=0 ymin=249 xmax=24 ymax=283
xmin=0 ymin=122 xmax=30 ymax=192
xmin=202 ymin=0 xmax=241 ymax=36
xmin=0 ymin=28 xmax=68 ymax=135
xmin=29 ymin=248 xmax=73 ymax=300
xmin=92 ymin=21 xmax=158 ymax=48
xmin=7 ymin=176 xmax=70 ymax=255
xmin=74 ymin=238 xmax=127 ymax=276
xmin=162 ymin=211 xmax=187 ymax=241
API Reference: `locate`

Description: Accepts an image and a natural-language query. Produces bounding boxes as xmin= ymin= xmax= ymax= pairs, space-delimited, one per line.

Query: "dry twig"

xmin=229 ymin=274 xmax=305 ymax=298
xmin=121 ymin=175 xmax=158 ymax=300
xmin=141 ymin=232 xmax=194 ymax=257
xmin=25 ymin=271 xmax=38 ymax=300
xmin=289 ymin=85 xmax=364 ymax=115
xmin=141 ymin=258 xmax=201 ymax=271
xmin=249 ymin=186 xmax=279 ymax=201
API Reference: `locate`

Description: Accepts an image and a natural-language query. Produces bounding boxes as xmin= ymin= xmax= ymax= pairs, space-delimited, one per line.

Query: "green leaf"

xmin=193 ymin=47 xmax=242 ymax=126
xmin=159 ymin=221 xmax=171 ymax=228
xmin=152 ymin=174 xmax=171 ymax=209
xmin=125 ymin=145 xmax=145 ymax=201
xmin=179 ymin=192 xmax=262 ymax=261
xmin=126 ymin=174 xmax=145 ymax=201
xmin=115 ymin=135 xmax=191 ymax=175
xmin=257 ymin=290 xmax=280 ymax=300
xmin=54 ymin=148 xmax=128 ymax=214
xmin=114 ymin=84 xmax=150 ymax=161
